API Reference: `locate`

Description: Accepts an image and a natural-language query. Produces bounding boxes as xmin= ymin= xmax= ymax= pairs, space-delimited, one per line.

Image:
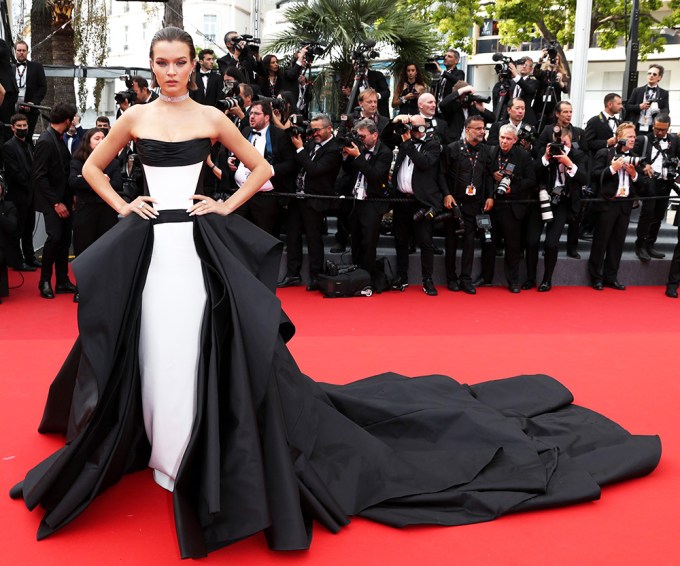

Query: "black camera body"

xmin=517 ymin=123 xmax=536 ymax=144
xmin=546 ymin=41 xmax=559 ymax=66
xmin=495 ymin=162 xmax=515 ymax=196
xmin=662 ymin=155 xmax=679 ymax=180
xmin=492 ymin=53 xmax=515 ymax=81
xmin=352 ymin=40 xmax=379 ymax=68
xmin=231 ymin=34 xmax=261 ymax=55
xmin=289 ymin=115 xmax=311 ymax=140
xmin=115 ymin=89 xmax=136 ymax=105
xmin=302 ymin=41 xmax=325 ymax=65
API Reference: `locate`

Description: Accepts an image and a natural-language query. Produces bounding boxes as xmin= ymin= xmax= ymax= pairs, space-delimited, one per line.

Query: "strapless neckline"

xmin=136 ymin=137 xmax=212 ymax=145
xmin=136 ymin=138 xmax=212 ymax=168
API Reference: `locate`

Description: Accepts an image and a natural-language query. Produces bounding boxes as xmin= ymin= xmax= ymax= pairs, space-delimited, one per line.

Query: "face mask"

xmin=15 ymin=129 xmax=28 ymax=139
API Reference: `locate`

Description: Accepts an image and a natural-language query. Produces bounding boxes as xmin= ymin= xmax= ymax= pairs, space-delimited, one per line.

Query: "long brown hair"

xmin=72 ymin=128 xmax=107 ymax=163
xmin=149 ymin=27 xmax=198 ymax=91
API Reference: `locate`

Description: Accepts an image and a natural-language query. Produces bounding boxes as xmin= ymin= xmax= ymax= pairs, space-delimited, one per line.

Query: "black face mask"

xmin=14 ymin=129 xmax=28 ymax=140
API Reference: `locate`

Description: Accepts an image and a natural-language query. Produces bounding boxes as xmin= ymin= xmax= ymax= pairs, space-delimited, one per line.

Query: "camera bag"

xmin=317 ymin=268 xmax=373 ymax=298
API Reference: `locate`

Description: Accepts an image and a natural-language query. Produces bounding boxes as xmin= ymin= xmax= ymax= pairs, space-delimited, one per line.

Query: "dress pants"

xmin=41 ymin=208 xmax=73 ymax=284
xmin=455 ymin=201 xmax=494 ymax=285
xmin=667 ymin=226 xmax=680 ymax=290
xmin=9 ymin=199 xmax=36 ymax=264
xmin=523 ymin=204 xmax=543 ymax=284
xmin=350 ymin=200 xmax=383 ymax=283
xmin=636 ymin=178 xmax=671 ymax=247
xmin=494 ymin=203 xmax=523 ymax=285
xmin=393 ymin=198 xmax=434 ymax=281
xmin=73 ymin=202 xmax=118 ymax=256
xmin=542 ymin=199 xmax=571 ymax=282
xmin=285 ymin=199 xmax=325 ymax=279
xmin=588 ymin=200 xmax=633 ymax=283
xmin=234 ymin=191 xmax=280 ymax=237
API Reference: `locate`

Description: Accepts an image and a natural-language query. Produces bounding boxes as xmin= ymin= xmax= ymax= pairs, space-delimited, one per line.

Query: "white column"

xmin=570 ymin=0 xmax=593 ymax=128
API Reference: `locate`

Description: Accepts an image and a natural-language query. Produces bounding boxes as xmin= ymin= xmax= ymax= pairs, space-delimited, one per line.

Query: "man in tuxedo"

xmin=487 ymin=97 xmax=535 ymax=152
xmin=634 ymin=114 xmax=680 ymax=262
xmin=390 ymin=114 xmax=443 ymax=296
xmin=278 ymin=114 xmax=342 ymax=290
xmin=439 ymin=115 xmax=494 ymax=294
xmin=417 ymin=93 xmax=449 ymax=145
xmin=588 ymin=122 xmax=648 ymax=290
xmin=433 ymin=49 xmax=465 ymax=113
xmin=624 ymin=64 xmax=669 ymax=134
xmin=131 ymin=76 xmax=158 ymax=104
xmin=439 ymin=81 xmax=495 ymax=143
xmin=191 ymin=49 xmax=222 ymax=107
xmin=585 ymin=93 xmax=623 ymax=155
xmin=492 ymin=57 xmax=538 ymax=126
xmin=63 ymin=114 xmax=84 ymax=154
xmin=2 ymin=113 xmax=38 ymax=271
xmin=283 ymin=47 xmax=312 ymax=119
xmin=339 ymin=119 xmax=392 ymax=287
xmin=14 ymin=40 xmax=47 ymax=142
xmin=342 ymin=63 xmax=391 ymax=118
xmin=32 ymin=102 xmax=77 ymax=299
xmin=216 ymin=31 xmax=263 ymax=86
xmin=229 ymin=100 xmax=296 ymax=236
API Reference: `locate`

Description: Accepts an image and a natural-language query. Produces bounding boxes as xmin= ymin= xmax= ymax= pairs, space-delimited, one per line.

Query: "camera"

xmin=662 ymin=155 xmax=679 ymax=180
xmin=551 ymin=185 xmax=565 ymax=205
xmin=217 ymin=97 xmax=244 ymax=110
xmin=548 ymin=125 xmax=564 ymax=157
xmin=538 ymin=188 xmax=554 ymax=222
xmin=301 ymin=41 xmax=325 ymax=65
xmin=492 ymin=53 xmax=515 ymax=81
xmin=289 ymin=115 xmax=311 ymax=139
xmin=475 ymin=214 xmax=493 ymax=242
xmin=394 ymin=122 xmax=411 ymax=136
xmin=115 ymin=90 xmax=136 ymax=105
xmin=231 ymin=34 xmax=260 ymax=55
xmin=352 ymin=40 xmax=379 ymax=67
xmin=413 ymin=207 xmax=454 ymax=223
xmin=517 ymin=123 xmax=536 ymax=144
xmin=495 ymin=163 xmax=515 ymax=196
xmin=546 ymin=41 xmax=559 ymax=65
xmin=256 ymin=96 xmax=283 ymax=111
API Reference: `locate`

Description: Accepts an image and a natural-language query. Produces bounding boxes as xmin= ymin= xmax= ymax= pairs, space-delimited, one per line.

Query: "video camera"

xmin=230 ymin=34 xmax=261 ymax=55
xmin=115 ymin=74 xmax=137 ymax=105
xmin=492 ymin=53 xmax=518 ymax=82
xmin=352 ymin=40 xmax=380 ymax=68
xmin=301 ymin=41 xmax=326 ymax=65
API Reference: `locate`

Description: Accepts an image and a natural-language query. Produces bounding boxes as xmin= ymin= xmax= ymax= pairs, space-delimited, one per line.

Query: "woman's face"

xmin=406 ymin=65 xmax=417 ymax=81
xmin=269 ymin=57 xmax=279 ymax=73
xmin=150 ymin=40 xmax=195 ymax=94
xmin=89 ymin=131 xmax=105 ymax=150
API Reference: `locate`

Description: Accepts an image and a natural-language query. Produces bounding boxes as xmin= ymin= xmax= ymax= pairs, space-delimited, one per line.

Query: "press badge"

xmin=466 ymin=184 xmax=477 ymax=196
xmin=616 ymin=186 xmax=629 ymax=198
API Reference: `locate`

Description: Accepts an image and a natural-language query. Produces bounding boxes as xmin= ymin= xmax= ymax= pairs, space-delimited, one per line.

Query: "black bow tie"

xmin=251 ymin=131 xmax=261 ymax=136
xmin=607 ymin=116 xmax=618 ymax=122
xmin=201 ymin=72 xmax=210 ymax=76
xmin=648 ymin=86 xmax=657 ymax=91
xmin=16 ymin=62 xmax=25 ymax=67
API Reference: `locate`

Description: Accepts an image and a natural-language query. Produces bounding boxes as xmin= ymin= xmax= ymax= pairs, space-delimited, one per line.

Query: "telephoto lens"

xmin=539 ymin=189 xmax=554 ymax=222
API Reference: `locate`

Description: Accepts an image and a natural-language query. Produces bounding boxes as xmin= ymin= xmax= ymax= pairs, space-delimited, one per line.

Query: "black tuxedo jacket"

xmin=634 ymin=131 xmax=680 ymax=162
xmin=439 ymin=89 xmax=495 ymax=142
xmin=345 ymin=69 xmax=391 ymax=118
xmin=585 ymin=113 xmax=620 ymax=155
xmin=192 ymin=68 xmax=222 ymax=106
xmin=624 ymin=85 xmax=669 ymax=126
xmin=490 ymin=145 xmax=535 ymax=219
xmin=15 ymin=60 xmax=47 ymax=104
xmin=32 ymin=126 xmax=72 ymax=213
xmin=282 ymin=63 xmax=313 ymax=117
xmin=536 ymin=124 xmax=588 ymax=156
xmin=492 ymin=76 xmax=538 ymax=125
xmin=439 ymin=140 xmax=494 ymax=203
xmin=535 ymin=147 xmax=588 ymax=217
xmin=339 ymin=140 xmax=392 ymax=213
xmin=217 ymin=52 xmax=263 ymax=86
xmin=433 ymin=67 xmax=465 ymax=108
xmin=69 ymin=157 xmax=123 ymax=204
xmin=2 ymin=136 xmax=33 ymax=203
xmin=240 ymin=125 xmax=298 ymax=193
xmin=296 ymin=137 xmax=342 ymax=212
xmin=393 ymin=137 xmax=443 ymax=210
xmin=592 ymin=147 xmax=648 ymax=209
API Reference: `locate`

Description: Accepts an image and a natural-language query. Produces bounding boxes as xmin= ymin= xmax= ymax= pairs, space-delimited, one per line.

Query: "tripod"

xmin=536 ymin=70 xmax=558 ymax=134
xmin=344 ymin=62 xmax=368 ymax=117
xmin=493 ymin=77 xmax=513 ymax=122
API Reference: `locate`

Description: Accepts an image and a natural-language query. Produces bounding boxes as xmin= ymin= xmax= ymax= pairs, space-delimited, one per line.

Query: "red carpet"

xmin=1 ymin=270 xmax=676 ymax=565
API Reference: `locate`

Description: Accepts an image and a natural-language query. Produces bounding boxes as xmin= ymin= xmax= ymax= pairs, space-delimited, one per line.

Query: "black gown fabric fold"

xmin=10 ymin=141 xmax=661 ymax=559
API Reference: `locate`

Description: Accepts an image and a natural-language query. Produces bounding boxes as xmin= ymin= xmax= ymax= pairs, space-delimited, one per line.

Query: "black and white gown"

xmin=11 ymin=138 xmax=661 ymax=559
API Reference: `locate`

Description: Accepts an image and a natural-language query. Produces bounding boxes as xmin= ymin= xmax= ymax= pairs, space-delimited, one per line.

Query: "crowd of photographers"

xmin=1 ymin=33 xmax=679 ymax=303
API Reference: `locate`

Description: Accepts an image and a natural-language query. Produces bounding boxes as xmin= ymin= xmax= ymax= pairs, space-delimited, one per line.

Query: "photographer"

xmin=392 ymin=62 xmax=427 ymax=116
xmin=13 ymin=40 xmax=47 ymax=142
xmin=417 ymin=93 xmax=449 ymax=145
xmin=487 ymin=97 xmax=535 ymax=152
xmin=634 ymin=114 xmax=680 ymax=262
xmin=532 ymin=47 xmax=569 ymax=129
xmin=220 ymin=75 xmax=252 ymax=130
xmin=390 ymin=114 xmax=443 ymax=296
xmin=228 ymin=100 xmax=297 ymax=236
xmin=131 ymin=76 xmax=158 ymax=105
xmin=433 ymin=49 xmax=465 ymax=109
xmin=338 ymin=118 xmax=392 ymax=289
xmin=487 ymin=124 xmax=535 ymax=292
xmin=283 ymin=47 xmax=314 ymax=118
xmin=439 ymin=115 xmax=494 ymax=294
xmin=115 ymin=90 xmax=134 ymax=119
xmin=258 ymin=55 xmax=284 ymax=98
xmin=342 ymin=61 xmax=391 ymax=119
xmin=190 ymin=49 xmax=222 ymax=106
xmin=624 ymin=64 xmax=669 ymax=134
xmin=585 ymin=93 xmax=623 ymax=155
xmin=278 ymin=114 xmax=342 ymax=291
xmin=525 ymin=128 xmax=587 ymax=292
xmin=439 ymin=80 xmax=495 ymax=143
xmin=492 ymin=57 xmax=538 ymax=126
xmin=588 ymin=122 xmax=649 ymax=290
xmin=217 ymin=31 xmax=263 ymax=86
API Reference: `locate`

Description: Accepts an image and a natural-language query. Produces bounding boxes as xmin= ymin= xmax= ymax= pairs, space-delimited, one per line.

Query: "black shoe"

xmin=391 ymin=276 xmax=409 ymax=292
xmin=330 ymin=244 xmax=346 ymax=254
xmin=521 ymin=280 xmax=535 ymax=290
xmin=277 ymin=275 xmax=302 ymax=288
xmin=592 ymin=281 xmax=604 ymax=291
xmin=306 ymin=280 xmax=320 ymax=292
xmin=509 ymin=283 xmax=520 ymax=293
xmin=567 ymin=251 xmax=581 ymax=259
xmin=460 ymin=282 xmax=476 ymax=295
xmin=472 ymin=277 xmax=492 ymax=287
xmin=635 ymin=245 xmax=651 ymax=263
xmin=538 ymin=281 xmax=552 ymax=292
xmin=39 ymin=280 xmax=55 ymax=299
xmin=423 ymin=279 xmax=438 ymax=296
xmin=446 ymin=280 xmax=460 ymax=292
xmin=26 ymin=257 xmax=42 ymax=268
xmin=647 ymin=246 xmax=665 ymax=259
xmin=73 ymin=292 xmax=80 ymax=303
xmin=604 ymin=280 xmax=626 ymax=291
xmin=13 ymin=262 xmax=37 ymax=272
xmin=665 ymin=287 xmax=678 ymax=299
xmin=55 ymin=280 xmax=77 ymax=294
xmin=433 ymin=245 xmax=444 ymax=256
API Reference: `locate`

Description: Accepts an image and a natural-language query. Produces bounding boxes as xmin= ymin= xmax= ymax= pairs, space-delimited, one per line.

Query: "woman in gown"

xmin=10 ymin=27 xmax=661 ymax=559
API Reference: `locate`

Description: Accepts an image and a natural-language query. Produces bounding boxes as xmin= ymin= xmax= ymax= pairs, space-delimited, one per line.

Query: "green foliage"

xmin=74 ymin=0 xmax=109 ymax=112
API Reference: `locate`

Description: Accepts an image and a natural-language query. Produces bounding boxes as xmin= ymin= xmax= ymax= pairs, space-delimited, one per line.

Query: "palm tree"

xmin=266 ymin=0 xmax=436 ymax=117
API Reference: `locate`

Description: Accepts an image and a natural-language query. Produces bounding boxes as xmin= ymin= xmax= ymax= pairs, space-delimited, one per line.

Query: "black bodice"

xmin=136 ymin=138 xmax=212 ymax=167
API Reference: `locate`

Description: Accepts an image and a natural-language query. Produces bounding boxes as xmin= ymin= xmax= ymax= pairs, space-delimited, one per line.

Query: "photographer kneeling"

xmin=390 ymin=114 xmax=443 ymax=296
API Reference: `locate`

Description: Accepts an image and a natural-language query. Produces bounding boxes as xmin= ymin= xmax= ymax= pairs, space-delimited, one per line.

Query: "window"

xmin=204 ymin=15 xmax=217 ymax=42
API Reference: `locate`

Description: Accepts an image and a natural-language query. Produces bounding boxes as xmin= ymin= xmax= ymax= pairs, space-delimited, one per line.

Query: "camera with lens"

xmin=413 ymin=207 xmax=454 ymax=223
xmin=662 ymin=155 xmax=679 ymax=180
xmin=301 ymin=41 xmax=326 ymax=65
xmin=546 ymin=41 xmax=559 ymax=65
xmin=231 ymin=34 xmax=261 ymax=55
xmin=492 ymin=53 xmax=515 ymax=81
xmin=352 ymin=40 xmax=380 ymax=67
xmin=217 ymin=96 xmax=244 ymax=111
xmin=463 ymin=93 xmax=492 ymax=107
xmin=495 ymin=163 xmax=515 ymax=197
xmin=517 ymin=123 xmax=536 ymax=145
xmin=394 ymin=122 xmax=411 ymax=136
xmin=548 ymin=125 xmax=564 ymax=157
xmin=115 ymin=90 xmax=136 ymax=105
xmin=550 ymin=184 xmax=566 ymax=205
xmin=289 ymin=115 xmax=311 ymax=139
xmin=256 ymin=96 xmax=283 ymax=111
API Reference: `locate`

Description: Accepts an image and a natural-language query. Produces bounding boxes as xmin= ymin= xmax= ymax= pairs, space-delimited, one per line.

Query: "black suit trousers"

xmin=41 ymin=208 xmax=72 ymax=283
xmin=636 ymin=178 xmax=672 ymax=246
xmin=234 ymin=192 xmax=280 ymax=238
xmin=9 ymin=198 xmax=36 ymax=263
xmin=588 ymin=201 xmax=632 ymax=283
xmin=350 ymin=201 xmax=383 ymax=281
xmin=458 ymin=201 xmax=493 ymax=284
xmin=393 ymin=199 xmax=434 ymax=280
xmin=667 ymin=227 xmax=680 ymax=288
xmin=73 ymin=202 xmax=118 ymax=257
xmin=494 ymin=204 xmax=523 ymax=285
xmin=285 ymin=199 xmax=325 ymax=278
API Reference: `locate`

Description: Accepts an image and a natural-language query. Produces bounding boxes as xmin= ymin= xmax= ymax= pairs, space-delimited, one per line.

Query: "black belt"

xmin=151 ymin=209 xmax=193 ymax=225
